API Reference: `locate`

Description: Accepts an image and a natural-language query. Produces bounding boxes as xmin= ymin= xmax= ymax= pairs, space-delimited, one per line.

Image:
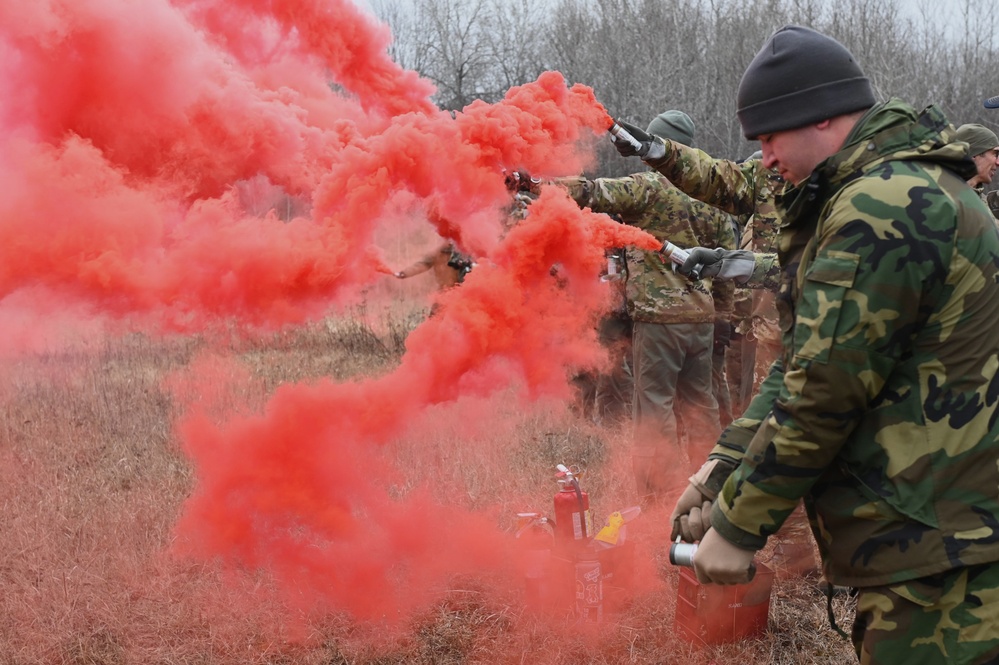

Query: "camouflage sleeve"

xmin=744 ymin=252 xmax=782 ymax=290
xmin=646 ymin=140 xmax=759 ymax=218
xmin=710 ymin=180 xmax=945 ymax=550
xmin=554 ymin=175 xmax=655 ymax=220
xmin=693 ymin=359 xmax=786 ymax=496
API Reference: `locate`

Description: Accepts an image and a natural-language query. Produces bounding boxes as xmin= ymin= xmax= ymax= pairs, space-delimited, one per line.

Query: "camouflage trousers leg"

xmin=593 ymin=313 xmax=633 ymax=425
xmin=711 ymin=349 xmax=732 ymax=427
xmin=725 ymin=334 xmax=757 ymax=418
xmin=853 ymin=560 xmax=999 ymax=664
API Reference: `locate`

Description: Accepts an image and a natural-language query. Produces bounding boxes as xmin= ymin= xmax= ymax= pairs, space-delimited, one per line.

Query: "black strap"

xmin=572 ymin=479 xmax=588 ymax=539
xmin=825 ymin=581 xmax=850 ymax=639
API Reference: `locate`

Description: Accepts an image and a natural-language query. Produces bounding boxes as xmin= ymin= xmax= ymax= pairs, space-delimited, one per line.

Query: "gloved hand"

xmin=669 ymin=483 xmax=713 ymax=542
xmin=692 ymin=528 xmax=758 ymax=585
xmin=611 ymin=120 xmax=666 ymax=161
xmin=680 ymin=247 xmax=756 ymax=283
xmin=504 ymin=170 xmax=540 ymax=194
xmin=713 ymin=320 xmax=733 ymax=354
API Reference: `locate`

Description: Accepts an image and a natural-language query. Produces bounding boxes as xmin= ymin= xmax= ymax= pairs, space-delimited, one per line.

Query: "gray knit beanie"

xmin=955 ymin=124 xmax=999 ymax=156
xmin=737 ymin=25 xmax=876 ymax=139
xmin=646 ymin=110 xmax=695 ymax=147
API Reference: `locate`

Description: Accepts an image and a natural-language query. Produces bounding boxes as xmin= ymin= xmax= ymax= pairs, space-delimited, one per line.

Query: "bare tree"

xmin=371 ymin=0 xmax=414 ymax=70
xmin=373 ymin=0 xmax=552 ymax=110
xmin=374 ymin=0 xmax=999 ymax=168
xmin=481 ymin=0 xmax=551 ymax=93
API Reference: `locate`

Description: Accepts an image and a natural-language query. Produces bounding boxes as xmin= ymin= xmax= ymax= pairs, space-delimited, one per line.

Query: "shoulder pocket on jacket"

xmin=795 ymin=252 xmax=860 ymax=362
xmin=806 ymin=251 xmax=860 ymax=287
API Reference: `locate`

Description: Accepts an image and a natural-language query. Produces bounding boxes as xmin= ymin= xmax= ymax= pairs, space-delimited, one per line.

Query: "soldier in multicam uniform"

xmin=555 ymin=111 xmax=737 ymax=506
xmin=611 ymin=106 xmax=816 ymax=578
xmin=666 ymin=25 xmax=999 ymax=664
xmin=953 ymin=123 xmax=999 ymax=222
xmin=611 ymin=126 xmax=785 ymax=422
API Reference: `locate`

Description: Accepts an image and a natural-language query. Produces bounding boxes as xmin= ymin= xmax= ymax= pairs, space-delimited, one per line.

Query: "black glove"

xmin=611 ymin=120 xmax=665 ymax=161
xmin=713 ymin=320 xmax=733 ymax=354
xmin=679 ymin=247 xmax=756 ymax=283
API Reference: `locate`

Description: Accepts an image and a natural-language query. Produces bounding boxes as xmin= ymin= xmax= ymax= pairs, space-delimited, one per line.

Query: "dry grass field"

xmin=0 ymin=303 xmax=858 ymax=665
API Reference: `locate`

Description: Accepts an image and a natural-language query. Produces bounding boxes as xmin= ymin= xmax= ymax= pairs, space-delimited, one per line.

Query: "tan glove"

xmin=670 ymin=458 xmax=737 ymax=541
xmin=693 ymin=528 xmax=757 ymax=585
xmin=669 ymin=484 xmax=712 ymax=542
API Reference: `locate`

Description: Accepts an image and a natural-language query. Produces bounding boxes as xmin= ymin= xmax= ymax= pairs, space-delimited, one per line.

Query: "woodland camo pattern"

xmin=704 ymin=100 xmax=999 ymax=589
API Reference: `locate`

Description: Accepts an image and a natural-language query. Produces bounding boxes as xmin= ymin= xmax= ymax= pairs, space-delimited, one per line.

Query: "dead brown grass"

xmin=0 ymin=309 xmax=857 ymax=664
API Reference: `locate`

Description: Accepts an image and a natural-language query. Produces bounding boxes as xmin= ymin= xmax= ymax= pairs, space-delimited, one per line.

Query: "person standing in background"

xmin=394 ymin=241 xmax=472 ymax=290
xmin=611 ymin=119 xmax=784 ymax=420
xmin=953 ymin=123 xmax=999 ymax=222
xmin=556 ymin=110 xmax=737 ymax=507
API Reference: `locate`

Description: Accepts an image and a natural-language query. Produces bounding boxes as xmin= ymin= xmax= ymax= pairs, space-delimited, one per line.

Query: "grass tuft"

xmin=0 ymin=311 xmax=857 ymax=664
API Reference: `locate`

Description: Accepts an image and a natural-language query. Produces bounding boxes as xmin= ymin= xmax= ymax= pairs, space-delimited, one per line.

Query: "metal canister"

xmin=516 ymin=512 xmax=553 ymax=609
xmin=669 ymin=542 xmax=698 ymax=567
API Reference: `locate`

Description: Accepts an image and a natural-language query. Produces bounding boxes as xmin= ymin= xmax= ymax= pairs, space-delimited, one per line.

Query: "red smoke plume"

xmin=0 ymin=0 xmax=618 ymax=330
xmin=175 ymin=0 xmax=438 ymax=118
xmin=173 ymin=191 xmax=661 ymax=619
xmin=2 ymin=0 xmax=668 ymax=623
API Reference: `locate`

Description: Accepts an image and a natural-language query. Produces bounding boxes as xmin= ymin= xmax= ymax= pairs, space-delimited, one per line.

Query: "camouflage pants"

xmin=853 ymin=560 xmax=999 ymax=664
xmin=592 ymin=313 xmax=633 ymax=425
xmin=724 ymin=333 xmax=756 ymax=419
xmin=711 ymin=348 xmax=732 ymax=427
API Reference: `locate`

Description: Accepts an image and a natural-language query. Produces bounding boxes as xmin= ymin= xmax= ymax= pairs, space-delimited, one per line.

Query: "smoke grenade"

xmin=608 ymin=123 xmax=644 ymax=152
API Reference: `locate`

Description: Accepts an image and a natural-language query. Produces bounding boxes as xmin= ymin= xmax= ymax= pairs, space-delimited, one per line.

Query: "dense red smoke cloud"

xmin=0 ymin=0 xmax=618 ymax=332
xmin=2 ymin=0 xmax=671 ymax=625
xmin=173 ymin=192 xmax=661 ymax=620
xmin=175 ymin=0 xmax=439 ymax=118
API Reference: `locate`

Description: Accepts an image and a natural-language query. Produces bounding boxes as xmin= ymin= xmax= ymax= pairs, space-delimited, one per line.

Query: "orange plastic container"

xmin=673 ymin=563 xmax=774 ymax=645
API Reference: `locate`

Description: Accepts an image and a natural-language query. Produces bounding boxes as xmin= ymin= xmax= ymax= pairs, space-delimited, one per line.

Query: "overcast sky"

xmin=895 ymin=0 xmax=959 ymax=36
xmin=360 ymin=0 xmax=970 ymax=44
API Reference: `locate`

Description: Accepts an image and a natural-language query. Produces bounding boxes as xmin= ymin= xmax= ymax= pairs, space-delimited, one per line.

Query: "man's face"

xmin=972 ymin=147 xmax=999 ymax=186
xmin=758 ymin=124 xmax=830 ymax=185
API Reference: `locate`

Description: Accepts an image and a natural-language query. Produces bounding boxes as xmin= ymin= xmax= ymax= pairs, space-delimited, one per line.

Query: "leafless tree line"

xmin=373 ymin=0 xmax=999 ymax=175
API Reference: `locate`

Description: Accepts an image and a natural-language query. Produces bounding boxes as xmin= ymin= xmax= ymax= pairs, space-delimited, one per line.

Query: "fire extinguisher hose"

xmin=571 ymin=477 xmax=587 ymax=539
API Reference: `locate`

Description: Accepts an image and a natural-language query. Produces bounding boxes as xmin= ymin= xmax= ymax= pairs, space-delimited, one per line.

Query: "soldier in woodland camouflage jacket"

xmin=705 ymin=98 xmax=999 ymax=578
xmin=557 ymin=111 xmax=737 ymax=504
xmin=666 ymin=26 xmax=999 ymax=664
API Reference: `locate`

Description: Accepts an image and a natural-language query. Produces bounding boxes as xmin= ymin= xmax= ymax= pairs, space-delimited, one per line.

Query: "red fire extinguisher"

xmin=552 ymin=463 xmax=592 ymax=553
